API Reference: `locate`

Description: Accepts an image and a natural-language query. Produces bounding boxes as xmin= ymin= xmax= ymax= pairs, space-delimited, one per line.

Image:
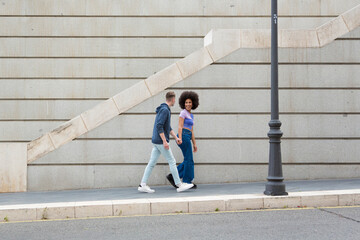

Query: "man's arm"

xmin=156 ymin=109 xmax=174 ymax=149
xmin=170 ymin=130 xmax=182 ymax=145
xmin=155 ymin=109 xmax=166 ymax=135
xmin=159 ymin=132 xmax=169 ymax=150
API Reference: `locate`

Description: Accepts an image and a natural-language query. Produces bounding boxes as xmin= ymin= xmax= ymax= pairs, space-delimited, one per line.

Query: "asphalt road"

xmin=1 ymin=206 xmax=359 ymax=240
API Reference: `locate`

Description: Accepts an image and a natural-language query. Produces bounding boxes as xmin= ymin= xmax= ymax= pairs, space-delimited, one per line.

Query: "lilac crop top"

xmin=179 ymin=109 xmax=194 ymax=130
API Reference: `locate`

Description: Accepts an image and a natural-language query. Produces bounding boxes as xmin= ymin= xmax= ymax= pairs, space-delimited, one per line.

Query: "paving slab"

xmin=1 ymin=178 xmax=360 ymax=206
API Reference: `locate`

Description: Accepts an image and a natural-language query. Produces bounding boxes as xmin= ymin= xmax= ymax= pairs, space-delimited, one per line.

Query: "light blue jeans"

xmin=141 ymin=144 xmax=181 ymax=185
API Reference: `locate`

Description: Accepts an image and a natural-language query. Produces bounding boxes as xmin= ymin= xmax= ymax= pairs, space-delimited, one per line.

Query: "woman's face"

xmin=185 ymin=98 xmax=192 ymax=111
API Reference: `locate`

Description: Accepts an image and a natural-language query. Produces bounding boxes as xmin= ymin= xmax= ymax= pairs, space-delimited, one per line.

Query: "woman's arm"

xmin=191 ymin=126 xmax=197 ymax=152
xmin=178 ymin=117 xmax=184 ymax=141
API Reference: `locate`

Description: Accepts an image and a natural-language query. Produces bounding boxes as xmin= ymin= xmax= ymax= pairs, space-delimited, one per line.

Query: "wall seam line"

xmin=110 ymin=97 xmax=122 ymax=114
xmin=143 ymin=79 xmax=153 ymax=96
xmin=175 ymin=62 xmax=185 ymax=79
xmin=341 ymin=15 xmax=351 ymax=32
xmin=47 ymin=133 xmax=56 ymax=149
xmin=205 ymin=46 xmax=215 ymax=62
xmin=79 ymin=114 xmax=89 ymax=131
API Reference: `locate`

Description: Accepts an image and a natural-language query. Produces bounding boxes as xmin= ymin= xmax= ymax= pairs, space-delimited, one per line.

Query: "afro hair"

xmin=178 ymin=91 xmax=199 ymax=110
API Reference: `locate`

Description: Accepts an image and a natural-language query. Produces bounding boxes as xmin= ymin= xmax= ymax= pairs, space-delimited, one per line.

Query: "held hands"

xmin=176 ymin=137 xmax=182 ymax=145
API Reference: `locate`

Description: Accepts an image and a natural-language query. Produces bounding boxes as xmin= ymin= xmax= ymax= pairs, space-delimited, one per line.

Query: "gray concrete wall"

xmin=0 ymin=0 xmax=359 ymax=191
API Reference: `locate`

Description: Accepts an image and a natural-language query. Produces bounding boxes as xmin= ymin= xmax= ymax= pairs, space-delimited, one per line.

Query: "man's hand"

xmin=176 ymin=138 xmax=182 ymax=145
xmin=163 ymin=141 xmax=169 ymax=150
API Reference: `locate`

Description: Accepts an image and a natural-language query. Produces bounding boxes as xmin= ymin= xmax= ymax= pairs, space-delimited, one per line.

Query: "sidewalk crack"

xmin=318 ymin=208 xmax=360 ymax=224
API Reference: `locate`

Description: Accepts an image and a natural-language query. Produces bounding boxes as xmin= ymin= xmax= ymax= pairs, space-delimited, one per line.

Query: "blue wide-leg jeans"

xmin=177 ymin=129 xmax=194 ymax=183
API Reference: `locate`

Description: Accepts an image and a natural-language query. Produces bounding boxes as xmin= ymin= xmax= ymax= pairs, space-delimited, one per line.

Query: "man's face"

xmin=169 ymin=97 xmax=176 ymax=107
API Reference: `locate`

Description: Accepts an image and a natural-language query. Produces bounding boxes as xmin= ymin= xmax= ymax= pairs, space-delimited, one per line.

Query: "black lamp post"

xmin=264 ymin=0 xmax=288 ymax=196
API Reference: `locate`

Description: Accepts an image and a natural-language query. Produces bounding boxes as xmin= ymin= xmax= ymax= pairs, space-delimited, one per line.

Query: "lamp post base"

xmin=264 ymin=181 xmax=288 ymax=196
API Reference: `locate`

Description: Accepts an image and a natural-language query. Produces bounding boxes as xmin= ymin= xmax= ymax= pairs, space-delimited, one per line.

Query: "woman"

xmin=166 ymin=91 xmax=199 ymax=189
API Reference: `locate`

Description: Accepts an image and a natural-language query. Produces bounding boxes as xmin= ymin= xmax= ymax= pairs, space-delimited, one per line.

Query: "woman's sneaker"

xmin=166 ymin=174 xmax=178 ymax=188
xmin=138 ymin=184 xmax=155 ymax=193
xmin=177 ymin=183 xmax=194 ymax=192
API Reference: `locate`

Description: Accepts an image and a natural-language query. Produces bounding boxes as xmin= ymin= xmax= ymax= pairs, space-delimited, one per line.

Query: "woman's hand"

xmin=193 ymin=144 xmax=198 ymax=152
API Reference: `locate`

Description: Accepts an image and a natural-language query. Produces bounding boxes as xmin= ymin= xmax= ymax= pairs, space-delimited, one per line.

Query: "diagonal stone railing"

xmin=27 ymin=4 xmax=360 ymax=164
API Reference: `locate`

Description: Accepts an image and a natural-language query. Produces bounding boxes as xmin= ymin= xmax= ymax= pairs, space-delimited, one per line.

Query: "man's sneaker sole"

xmin=138 ymin=185 xmax=155 ymax=193
xmin=177 ymin=183 xmax=194 ymax=192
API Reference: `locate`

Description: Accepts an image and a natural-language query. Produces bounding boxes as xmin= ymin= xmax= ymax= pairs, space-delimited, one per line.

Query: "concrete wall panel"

xmin=0 ymin=59 xmax=176 ymax=78
xmin=1 ymin=0 xmax=359 ymax=16
xmin=83 ymin=114 xmax=360 ymax=139
xmin=27 ymin=165 xmax=166 ymax=191
xmin=27 ymin=165 xmax=95 ymax=191
xmin=1 ymin=114 xmax=359 ymax=141
xmin=31 ymin=139 xmax=360 ymax=164
xmin=219 ymin=41 xmax=360 ymax=63
xmin=1 ymin=89 xmax=359 ymax=119
xmin=0 ymin=64 xmax=359 ymax=99
xmin=0 ymin=55 xmax=359 ymax=79
xmin=0 ymin=17 xmax=333 ymax=37
xmin=0 ymin=38 xmax=202 ymax=57
xmin=27 ymin=164 xmax=360 ymax=191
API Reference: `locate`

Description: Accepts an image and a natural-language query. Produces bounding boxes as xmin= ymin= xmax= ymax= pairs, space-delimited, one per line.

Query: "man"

xmin=138 ymin=91 xmax=194 ymax=193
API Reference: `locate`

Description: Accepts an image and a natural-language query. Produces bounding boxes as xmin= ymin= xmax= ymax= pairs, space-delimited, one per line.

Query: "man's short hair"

xmin=166 ymin=91 xmax=176 ymax=101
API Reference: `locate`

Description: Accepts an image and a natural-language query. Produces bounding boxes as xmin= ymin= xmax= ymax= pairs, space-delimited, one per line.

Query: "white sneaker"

xmin=177 ymin=183 xmax=194 ymax=193
xmin=138 ymin=184 xmax=155 ymax=193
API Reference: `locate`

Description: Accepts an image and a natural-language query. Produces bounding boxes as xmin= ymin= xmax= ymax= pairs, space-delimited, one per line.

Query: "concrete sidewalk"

xmin=1 ymin=179 xmax=359 ymax=222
